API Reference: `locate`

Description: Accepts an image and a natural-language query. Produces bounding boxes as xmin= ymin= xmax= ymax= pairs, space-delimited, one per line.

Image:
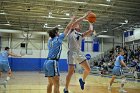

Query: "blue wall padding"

xmin=81 ymin=39 xmax=85 ymax=52
xmin=93 ymin=44 xmax=99 ymax=52
xmin=93 ymin=38 xmax=99 ymax=52
xmin=124 ymin=32 xmax=129 ymax=37
xmin=9 ymin=58 xmax=68 ymax=71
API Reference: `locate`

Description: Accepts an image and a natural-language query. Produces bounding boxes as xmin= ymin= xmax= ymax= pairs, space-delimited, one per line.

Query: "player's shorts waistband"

xmin=114 ymin=66 xmax=121 ymax=67
xmin=47 ymin=58 xmax=59 ymax=61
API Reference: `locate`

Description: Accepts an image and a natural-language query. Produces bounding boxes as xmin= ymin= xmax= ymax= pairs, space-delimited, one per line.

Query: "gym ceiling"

xmin=0 ymin=0 xmax=140 ymax=36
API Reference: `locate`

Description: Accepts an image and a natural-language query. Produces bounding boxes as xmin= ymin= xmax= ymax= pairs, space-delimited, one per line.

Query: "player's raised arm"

xmin=63 ymin=16 xmax=76 ymax=36
xmin=71 ymin=11 xmax=92 ymax=29
xmin=82 ymin=22 xmax=93 ymax=37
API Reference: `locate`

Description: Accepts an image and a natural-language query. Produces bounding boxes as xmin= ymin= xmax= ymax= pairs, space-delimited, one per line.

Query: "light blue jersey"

xmin=112 ymin=55 xmax=124 ymax=76
xmin=47 ymin=33 xmax=65 ymax=59
xmin=114 ymin=55 xmax=124 ymax=67
xmin=0 ymin=50 xmax=10 ymax=72
xmin=44 ymin=33 xmax=65 ymax=77
xmin=0 ymin=51 xmax=9 ymax=62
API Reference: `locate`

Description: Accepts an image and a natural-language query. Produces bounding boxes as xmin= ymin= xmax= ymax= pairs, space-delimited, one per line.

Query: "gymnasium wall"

xmin=1 ymin=34 xmax=69 ymax=71
xmin=1 ymin=33 xmax=122 ymax=71
xmin=125 ymin=28 xmax=140 ymax=42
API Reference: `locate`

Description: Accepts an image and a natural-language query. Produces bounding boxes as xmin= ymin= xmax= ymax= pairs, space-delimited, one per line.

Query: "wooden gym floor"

xmin=0 ymin=72 xmax=140 ymax=93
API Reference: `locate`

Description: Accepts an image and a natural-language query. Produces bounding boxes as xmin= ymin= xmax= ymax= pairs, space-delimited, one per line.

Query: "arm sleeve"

xmin=58 ymin=33 xmax=65 ymax=43
xmin=119 ymin=56 xmax=124 ymax=61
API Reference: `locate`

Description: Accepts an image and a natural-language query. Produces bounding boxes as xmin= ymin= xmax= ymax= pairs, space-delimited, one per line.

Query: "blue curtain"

xmin=93 ymin=38 xmax=99 ymax=52
xmin=81 ymin=39 xmax=85 ymax=52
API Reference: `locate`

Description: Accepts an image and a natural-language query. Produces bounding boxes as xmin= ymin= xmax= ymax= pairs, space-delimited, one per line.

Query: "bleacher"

xmin=86 ymin=46 xmax=140 ymax=80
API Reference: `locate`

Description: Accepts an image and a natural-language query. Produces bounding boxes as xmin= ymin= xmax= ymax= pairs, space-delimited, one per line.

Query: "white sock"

xmin=64 ymin=88 xmax=68 ymax=91
xmin=120 ymin=87 xmax=124 ymax=90
xmin=83 ymin=79 xmax=85 ymax=82
xmin=6 ymin=76 xmax=10 ymax=81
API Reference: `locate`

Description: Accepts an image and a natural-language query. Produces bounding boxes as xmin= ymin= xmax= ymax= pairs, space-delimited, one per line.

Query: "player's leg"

xmin=79 ymin=60 xmax=91 ymax=90
xmin=119 ymin=75 xmax=127 ymax=92
xmin=0 ymin=63 xmax=8 ymax=88
xmin=64 ymin=65 xmax=75 ymax=93
xmin=4 ymin=63 xmax=11 ymax=81
xmin=64 ymin=51 xmax=75 ymax=93
xmin=47 ymin=77 xmax=53 ymax=93
xmin=44 ymin=60 xmax=60 ymax=93
xmin=44 ymin=60 xmax=53 ymax=93
xmin=108 ymin=75 xmax=116 ymax=90
xmin=51 ymin=76 xmax=60 ymax=93
xmin=0 ymin=71 xmax=2 ymax=77
xmin=80 ymin=60 xmax=91 ymax=82
xmin=108 ymin=66 xmax=119 ymax=90
xmin=0 ymin=63 xmax=3 ymax=78
xmin=7 ymin=69 xmax=12 ymax=80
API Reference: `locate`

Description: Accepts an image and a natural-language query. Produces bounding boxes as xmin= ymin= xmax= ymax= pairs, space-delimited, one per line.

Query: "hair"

xmin=48 ymin=27 xmax=59 ymax=38
xmin=118 ymin=49 xmax=124 ymax=54
xmin=5 ymin=47 xmax=10 ymax=50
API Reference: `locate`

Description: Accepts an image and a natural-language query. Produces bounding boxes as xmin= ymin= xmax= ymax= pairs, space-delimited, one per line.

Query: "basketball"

xmin=86 ymin=12 xmax=96 ymax=23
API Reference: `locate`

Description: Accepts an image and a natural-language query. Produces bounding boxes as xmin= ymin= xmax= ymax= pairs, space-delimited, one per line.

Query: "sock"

xmin=120 ymin=86 xmax=124 ymax=90
xmin=82 ymin=79 xmax=85 ymax=82
xmin=64 ymin=88 xmax=68 ymax=91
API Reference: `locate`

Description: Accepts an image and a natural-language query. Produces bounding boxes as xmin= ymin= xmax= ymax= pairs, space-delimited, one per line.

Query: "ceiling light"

xmin=0 ymin=12 xmax=6 ymax=15
xmin=49 ymin=12 xmax=52 ymax=15
xmin=57 ymin=25 xmax=61 ymax=26
xmin=5 ymin=23 xmax=11 ymax=26
xmin=0 ymin=24 xmax=11 ymax=26
xmin=125 ymin=20 xmax=128 ymax=23
xmin=48 ymin=15 xmax=53 ymax=18
xmin=119 ymin=22 xmax=127 ymax=25
xmin=102 ymin=31 xmax=107 ymax=32
xmin=55 ymin=0 xmax=63 ymax=1
xmin=59 ymin=18 xmax=71 ymax=19
xmin=98 ymin=4 xmax=111 ymax=7
xmin=44 ymin=23 xmax=48 ymax=28
xmin=65 ymin=13 xmax=70 ymax=16
xmin=44 ymin=23 xmax=48 ymax=26
xmin=71 ymin=1 xmax=87 ymax=4
xmin=42 ymin=16 xmax=70 ymax=20
xmin=106 ymin=0 xmax=111 ymax=2
xmin=43 ymin=26 xmax=64 ymax=29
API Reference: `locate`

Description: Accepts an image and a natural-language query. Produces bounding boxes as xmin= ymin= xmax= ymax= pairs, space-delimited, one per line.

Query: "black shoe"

xmin=79 ymin=78 xmax=85 ymax=90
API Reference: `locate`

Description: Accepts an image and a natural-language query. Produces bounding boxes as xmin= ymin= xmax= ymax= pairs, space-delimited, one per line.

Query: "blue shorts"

xmin=43 ymin=60 xmax=60 ymax=77
xmin=112 ymin=66 xmax=123 ymax=76
xmin=0 ymin=61 xmax=10 ymax=72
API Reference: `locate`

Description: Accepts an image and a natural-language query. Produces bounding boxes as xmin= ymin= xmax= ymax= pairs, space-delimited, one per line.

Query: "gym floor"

xmin=0 ymin=72 xmax=140 ymax=93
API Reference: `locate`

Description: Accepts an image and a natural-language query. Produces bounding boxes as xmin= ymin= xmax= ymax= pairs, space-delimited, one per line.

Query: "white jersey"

xmin=68 ymin=29 xmax=83 ymax=52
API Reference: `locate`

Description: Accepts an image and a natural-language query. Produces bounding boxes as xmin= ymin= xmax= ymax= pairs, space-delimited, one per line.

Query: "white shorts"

xmin=67 ymin=50 xmax=86 ymax=65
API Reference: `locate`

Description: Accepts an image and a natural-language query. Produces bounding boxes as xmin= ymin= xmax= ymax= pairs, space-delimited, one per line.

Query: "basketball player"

xmin=0 ymin=47 xmax=22 ymax=88
xmin=43 ymin=16 xmax=76 ymax=93
xmin=108 ymin=49 xmax=129 ymax=93
xmin=64 ymin=11 xmax=96 ymax=93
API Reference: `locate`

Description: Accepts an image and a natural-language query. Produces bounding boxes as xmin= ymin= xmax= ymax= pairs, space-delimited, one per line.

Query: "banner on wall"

xmin=124 ymin=32 xmax=129 ymax=37
xmin=93 ymin=38 xmax=99 ymax=52
xmin=81 ymin=39 xmax=85 ymax=52
xmin=124 ymin=31 xmax=134 ymax=37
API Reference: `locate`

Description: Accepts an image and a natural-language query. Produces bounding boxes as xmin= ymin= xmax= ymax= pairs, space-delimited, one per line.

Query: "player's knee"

xmin=121 ymin=78 xmax=127 ymax=84
xmin=53 ymin=82 xmax=60 ymax=88
xmin=48 ymin=82 xmax=53 ymax=87
xmin=68 ymin=67 xmax=75 ymax=75
xmin=86 ymin=67 xmax=91 ymax=73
